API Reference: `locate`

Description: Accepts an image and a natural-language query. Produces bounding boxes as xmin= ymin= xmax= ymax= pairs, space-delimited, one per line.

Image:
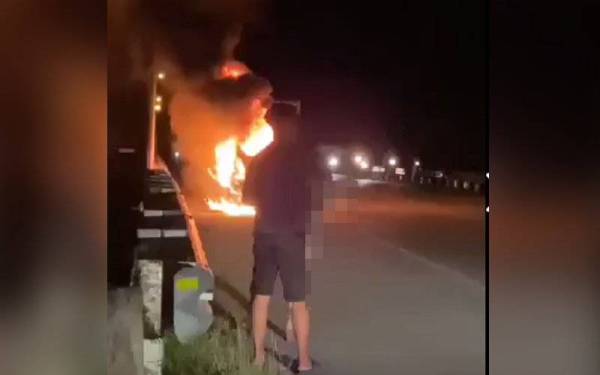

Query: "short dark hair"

xmin=266 ymin=103 xmax=299 ymax=124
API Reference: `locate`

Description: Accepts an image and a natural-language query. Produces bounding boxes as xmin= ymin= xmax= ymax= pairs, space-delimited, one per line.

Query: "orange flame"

xmin=240 ymin=118 xmax=274 ymax=157
xmin=221 ymin=61 xmax=250 ymax=80
xmin=206 ymin=197 xmax=256 ymax=217
xmin=206 ymin=99 xmax=273 ymax=216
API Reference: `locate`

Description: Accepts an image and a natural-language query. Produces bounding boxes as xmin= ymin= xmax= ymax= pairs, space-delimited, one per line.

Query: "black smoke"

xmin=200 ymin=74 xmax=272 ymax=105
xmin=140 ymin=0 xmax=266 ymax=78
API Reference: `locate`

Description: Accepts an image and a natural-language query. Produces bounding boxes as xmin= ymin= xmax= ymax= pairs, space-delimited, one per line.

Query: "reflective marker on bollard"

xmin=173 ymin=266 xmax=215 ymax=343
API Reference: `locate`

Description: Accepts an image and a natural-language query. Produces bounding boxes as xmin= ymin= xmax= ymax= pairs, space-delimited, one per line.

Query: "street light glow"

xmin=388 ymin=158 xmax=397 ymax=166
xmin=414 ymin=160 xmax=420 ymax=166
xmin=327 ymin=156 xmax=339 ymax=168
xmin=174 ymin=151 xmax=180 ymax=158
xmin=157 ymin=72 xmax=166 ymax=80
xmin=154 ymin=104 xmax=162 ymax=112
xmin=359 ymin=160 xmax=369 ymax=170
xmin=354 ymin=154 xmax=363 ymax=164
xmin=156 ymin=96 xmax=162 ymax=103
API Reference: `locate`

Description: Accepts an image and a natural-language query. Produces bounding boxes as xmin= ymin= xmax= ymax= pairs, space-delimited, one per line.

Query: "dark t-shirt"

xmin=243 ymin=142 xmax=325 ymax=235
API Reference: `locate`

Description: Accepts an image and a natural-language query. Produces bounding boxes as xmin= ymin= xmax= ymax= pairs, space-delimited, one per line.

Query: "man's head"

xmin=266 ymin=104 xmax=301 ymax=145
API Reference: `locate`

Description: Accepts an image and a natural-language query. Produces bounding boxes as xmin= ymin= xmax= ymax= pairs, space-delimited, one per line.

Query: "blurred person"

xmin=242 ymin=104 xmax=324 ymax=373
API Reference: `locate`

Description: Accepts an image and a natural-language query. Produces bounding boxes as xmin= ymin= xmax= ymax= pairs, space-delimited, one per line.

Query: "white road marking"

xmin=143 ymin=210 xmax=163 ymax=217
xmin=162 ymin=229 xmax=187 ymax=238
xmin=137 ymin=228 xmax=187 ymax=238
xmin=137 ymin=229 xmax=161 ymax=238
xmin=143 ymin=209 xmax=183 ymax=217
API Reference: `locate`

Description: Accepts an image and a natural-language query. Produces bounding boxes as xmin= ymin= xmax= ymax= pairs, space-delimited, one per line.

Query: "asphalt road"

xmin=195 ymin=182 xmax=485 ymax=375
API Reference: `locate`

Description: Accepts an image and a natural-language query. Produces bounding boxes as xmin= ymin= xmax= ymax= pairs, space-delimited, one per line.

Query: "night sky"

xmin=239 ymin=1 xmax=486 ymax=170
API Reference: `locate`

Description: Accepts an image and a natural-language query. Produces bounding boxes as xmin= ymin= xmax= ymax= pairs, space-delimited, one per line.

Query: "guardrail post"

xmin=173 ymin=266 xmax=215 ymax=343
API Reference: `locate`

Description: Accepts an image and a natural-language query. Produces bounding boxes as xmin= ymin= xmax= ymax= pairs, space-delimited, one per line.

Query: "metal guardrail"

xmin=133 ymin=161 xmax=215 ymax=374
xmin=414 ymin=170 xmax=486 ymax=193
xmin=160 ymin=163 xmax=215 ymax=343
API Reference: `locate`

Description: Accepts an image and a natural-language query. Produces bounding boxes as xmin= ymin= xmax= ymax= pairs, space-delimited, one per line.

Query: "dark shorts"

xmin=251 ymin=232 xmax=306 ymax=302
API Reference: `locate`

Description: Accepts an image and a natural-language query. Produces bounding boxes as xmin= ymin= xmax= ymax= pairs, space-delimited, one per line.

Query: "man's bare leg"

xmin=252 ymin=295 xmax=271 ymax=366
xmin=286 ymin=302 xmax=296 ymax=342
xmin=291 ymin=301 xmax=312 ymax=371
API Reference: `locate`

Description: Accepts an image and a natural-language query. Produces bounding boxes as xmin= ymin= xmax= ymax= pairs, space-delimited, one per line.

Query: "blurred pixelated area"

xmin=1 ymin=1 xmax=106 ymax=375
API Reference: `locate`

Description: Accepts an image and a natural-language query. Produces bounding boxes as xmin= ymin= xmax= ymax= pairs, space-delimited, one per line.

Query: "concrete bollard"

xmin=173 ymin=266 xmax=215 ymax=343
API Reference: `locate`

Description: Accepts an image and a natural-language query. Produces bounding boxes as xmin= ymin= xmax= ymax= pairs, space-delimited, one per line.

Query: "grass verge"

xmin=163 ymin=317 xmax=281 ymax=375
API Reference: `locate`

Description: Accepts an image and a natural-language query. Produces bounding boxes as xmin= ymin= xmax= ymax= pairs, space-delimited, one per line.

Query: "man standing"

xmin=242 ymin=104 xmax=321 ymax=373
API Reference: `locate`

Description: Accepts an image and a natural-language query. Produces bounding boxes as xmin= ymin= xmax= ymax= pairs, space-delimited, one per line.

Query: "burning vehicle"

xmin=203 ymin=63 xmax=276 ymax=216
